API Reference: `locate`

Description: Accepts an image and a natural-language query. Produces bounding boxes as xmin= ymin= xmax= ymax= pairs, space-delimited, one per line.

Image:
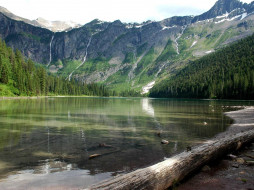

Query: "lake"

xmin=0 ymin=97 xmax=253 ymax=189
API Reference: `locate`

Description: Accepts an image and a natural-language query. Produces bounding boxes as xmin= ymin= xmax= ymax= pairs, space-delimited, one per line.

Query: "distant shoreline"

xmin=0 ymin=95 xmax=95 ymax=100
xmin=0 ymin=96 xmax=49 ymax=100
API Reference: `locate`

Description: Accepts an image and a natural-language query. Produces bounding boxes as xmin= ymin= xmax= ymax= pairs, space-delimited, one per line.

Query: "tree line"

xmin=0 ymin=39 xmax=113 ymax=97
xmin=150 ymin=33 xmax=254 ymax=100
xmin=0 ymin=38 xmax=143 ymax=97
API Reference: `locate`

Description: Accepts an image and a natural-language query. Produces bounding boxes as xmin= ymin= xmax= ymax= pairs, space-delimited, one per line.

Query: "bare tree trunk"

xmin=86 ymin=129 xmax=254 ymax=190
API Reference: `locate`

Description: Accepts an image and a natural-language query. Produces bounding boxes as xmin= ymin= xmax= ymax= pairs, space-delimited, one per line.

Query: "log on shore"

xmin=86 ymin=129 xmax=254 ymax=190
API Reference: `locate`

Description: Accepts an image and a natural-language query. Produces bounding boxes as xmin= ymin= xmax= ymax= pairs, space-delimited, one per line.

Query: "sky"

xmin=0 ymin=0 xmax=253 ymax=24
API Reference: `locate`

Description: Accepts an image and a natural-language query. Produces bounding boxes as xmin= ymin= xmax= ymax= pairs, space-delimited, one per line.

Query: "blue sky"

xmin=1 ymin=0 xmax=253 ymax=24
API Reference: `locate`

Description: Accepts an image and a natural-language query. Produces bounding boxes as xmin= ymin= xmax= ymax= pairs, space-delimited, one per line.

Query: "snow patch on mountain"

xmin=141 ymin=81 xmax=155 ymax=95
xmin=190 ymin=41 xmax=197 ymax=48
xmin=241 ymin=12 xmax=248 ymax=20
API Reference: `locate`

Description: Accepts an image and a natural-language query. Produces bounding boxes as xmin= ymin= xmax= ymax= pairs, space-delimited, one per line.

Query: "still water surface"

xmin=0 ymin=97 xmax=253 ymax=189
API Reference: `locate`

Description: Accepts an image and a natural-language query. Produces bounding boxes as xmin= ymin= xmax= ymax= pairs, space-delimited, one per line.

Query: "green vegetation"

xmin=21 ymin=32 xmax=41 ymax=42
xmin=137 ymin=43 xmax=148 ymax=57
xmin=156 ymin=39 xmax=176 ymax=62
xmin=0 ymin=38 xmax=111 ymax=97
xmin=135 ymin=48 xmax=156 ymax=75
xmin=112 ymin=32 xmax=128 ymax=45
xmin=78 ymin=57 xmax=112 ymax=73
xmin=123 ymin=52 xmax=135 ymax=64
xmin=57 ymin=59 xmax=82 ymax=77
xmin=150 ymin=34 xmax=254 ymax=100
xmin=204 ymin=30 xmax=222 ymax=46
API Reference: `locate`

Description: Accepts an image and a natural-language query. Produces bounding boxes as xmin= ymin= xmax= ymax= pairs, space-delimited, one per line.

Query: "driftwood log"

xmin=86 ymin=107 xmax=254 ymax=190
xmin=86 ymin=129 xmax=254 ymax=190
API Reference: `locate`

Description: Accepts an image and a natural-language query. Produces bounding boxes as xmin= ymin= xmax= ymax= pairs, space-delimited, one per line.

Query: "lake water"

xmin=0 ymin=97 xmax=253 ymax=189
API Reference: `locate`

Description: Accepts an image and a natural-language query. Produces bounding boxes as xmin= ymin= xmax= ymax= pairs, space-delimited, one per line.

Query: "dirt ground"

xmin=177 ymin=107 xmax=254 ymax=190
xmin=177 ymin=143 xmax=254 ymax=190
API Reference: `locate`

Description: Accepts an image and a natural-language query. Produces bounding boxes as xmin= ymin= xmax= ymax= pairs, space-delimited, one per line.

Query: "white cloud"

xmin=0 ymin=0 xmax=253 ymax=24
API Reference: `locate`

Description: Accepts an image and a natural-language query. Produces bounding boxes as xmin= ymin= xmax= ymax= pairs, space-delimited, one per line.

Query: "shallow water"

xmin=0 ymin=97 xmax=253 ymax=189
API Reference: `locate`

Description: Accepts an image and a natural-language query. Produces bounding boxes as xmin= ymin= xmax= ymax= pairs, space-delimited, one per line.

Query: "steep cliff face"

xmin=0 ymin=13 xmax=53 ymax=63
xmin=1 ymin=0 xmax=254 ymax=93
xmin=193 ymin=0 xmax=245 ymax=22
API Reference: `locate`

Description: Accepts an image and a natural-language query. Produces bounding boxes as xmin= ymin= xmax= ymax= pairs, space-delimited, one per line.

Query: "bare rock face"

xmin=0 ymin=13 xmax=52 ymax=64
xmin=1 ymin=0 xmax=254 ymax=88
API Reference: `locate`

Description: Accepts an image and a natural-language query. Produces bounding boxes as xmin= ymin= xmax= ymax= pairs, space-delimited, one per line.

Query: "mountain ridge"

xmin=0 ymin=6 xmax=81 ymax=32
xmin=0 ymin=0 xmax=254 ymax=93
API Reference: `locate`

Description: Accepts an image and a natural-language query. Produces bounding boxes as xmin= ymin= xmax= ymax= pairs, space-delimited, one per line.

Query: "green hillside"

xmin=149 ymin=33 xmax=254 ymax=100
xmin=0 ymin=39 xmax=110 ymax=97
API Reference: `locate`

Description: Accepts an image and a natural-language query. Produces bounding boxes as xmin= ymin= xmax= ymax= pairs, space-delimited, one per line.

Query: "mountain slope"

xmin=193 ymin=0 xmax=246 ymax=22
xmin=0 ymin=0 xmax=254 ymax=93
xmin=0 ymin=38 xmax=111 ymax=97
xmin=149 ymin=33 xmax=254 ymax=99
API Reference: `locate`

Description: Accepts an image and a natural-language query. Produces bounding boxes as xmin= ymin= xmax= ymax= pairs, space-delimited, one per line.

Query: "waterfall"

xmin=67 ymin=37 xmax=92 ymax=81
xmin=47 ymin=35 xmax=54 ymax=67
xmin=175 ymin=26 xmax=186 ymax=55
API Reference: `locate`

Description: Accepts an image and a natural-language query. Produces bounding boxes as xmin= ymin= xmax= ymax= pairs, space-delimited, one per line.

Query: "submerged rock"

xmin=161 ymin=140 xmax=169 ymax=144
xmin=232 ymin=163 xmax=239 ymax=168
xmin=236 ymin=158 xmax=245 ymax=164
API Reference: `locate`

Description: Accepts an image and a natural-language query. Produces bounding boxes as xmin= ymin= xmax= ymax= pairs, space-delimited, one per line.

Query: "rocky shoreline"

xmin=0 ymin=96 xmax=48 ymax=100
xmin=87 ymin=107 xmax=254 ymax=190
xmin=177 ymin=107 xmax=254 ymax=190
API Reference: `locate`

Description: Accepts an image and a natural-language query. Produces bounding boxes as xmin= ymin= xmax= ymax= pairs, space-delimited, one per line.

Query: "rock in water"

xmin=161 ymin=140 xmax=169 ymax=144
xmin=99 ymin=143 xmax=106 ymax=147
xmin=232 ymin=163 xmax=239 ymax=168
xmin=236 ymin=158 xmax=245 ymax=164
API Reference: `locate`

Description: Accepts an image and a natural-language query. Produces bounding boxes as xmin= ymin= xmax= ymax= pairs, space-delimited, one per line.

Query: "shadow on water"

xmin=0 ymin=97 xmax=253 ymax=189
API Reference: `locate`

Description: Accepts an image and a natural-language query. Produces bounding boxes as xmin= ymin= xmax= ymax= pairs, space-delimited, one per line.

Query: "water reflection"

xmin=0 ymin=97 xmax=253 ymax=189
xmin=142 ymin=98 xmax=155 ymax=117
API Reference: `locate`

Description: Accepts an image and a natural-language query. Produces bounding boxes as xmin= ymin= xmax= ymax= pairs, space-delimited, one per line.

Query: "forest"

xmin=0 ymin=38 xmax=112 ymax=97
xmin=149 ymin=33 xmax=254 ymax=100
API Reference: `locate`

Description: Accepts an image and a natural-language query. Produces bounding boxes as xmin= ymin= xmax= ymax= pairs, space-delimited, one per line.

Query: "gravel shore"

xmin=177 ymin=107 xmax=254 ymax=190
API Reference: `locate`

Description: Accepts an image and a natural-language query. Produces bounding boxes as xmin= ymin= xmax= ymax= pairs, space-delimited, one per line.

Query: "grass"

xmin=57 ymin=59 xmax=82 ymax=77
xmin=135 ymin=48 xmax=156 ymax=75
xmin=215 ymin=28 xmax=238 ymax=47
xmin=204 ymin=30 xmax=222 ymax=47
xmin=76 ymin=57 xmax=112 ymax=74
xmin=156 ymin=39 xmax=177 ymax=62
xmin=123 ymin=52 xmax=136 ymax=64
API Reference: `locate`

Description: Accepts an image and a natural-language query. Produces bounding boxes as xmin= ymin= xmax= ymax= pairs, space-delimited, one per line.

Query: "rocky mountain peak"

xmin=192 ymin=0 xmax=247 ymax=22
xmin=0 ymin=6 xmax=81 ymax=32
xmin=0 ymin=6 xmax=11 ymax=14
xmin=211 ymin=0 xmax=244 ymax=15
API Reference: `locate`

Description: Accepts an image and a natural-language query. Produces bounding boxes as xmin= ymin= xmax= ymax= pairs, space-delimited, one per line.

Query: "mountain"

xmin=0 ymin=38 xmax=111 ymax=97
xmin=0 ymin=6 xmax=81 ymax=32
xmin=149 ymin=33 xmax=254 ymax=100
xmin=0 ymin=0 xmax=254 ymax=93
xmin=31 ymin=17 xmax=81 ymax=32
xmin=193 ymin=0 xmax=247 ymax=22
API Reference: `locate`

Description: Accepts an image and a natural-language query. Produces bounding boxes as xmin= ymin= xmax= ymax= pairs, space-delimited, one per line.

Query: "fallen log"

xmin=86 ymin=129 xmax=254 ymax=190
